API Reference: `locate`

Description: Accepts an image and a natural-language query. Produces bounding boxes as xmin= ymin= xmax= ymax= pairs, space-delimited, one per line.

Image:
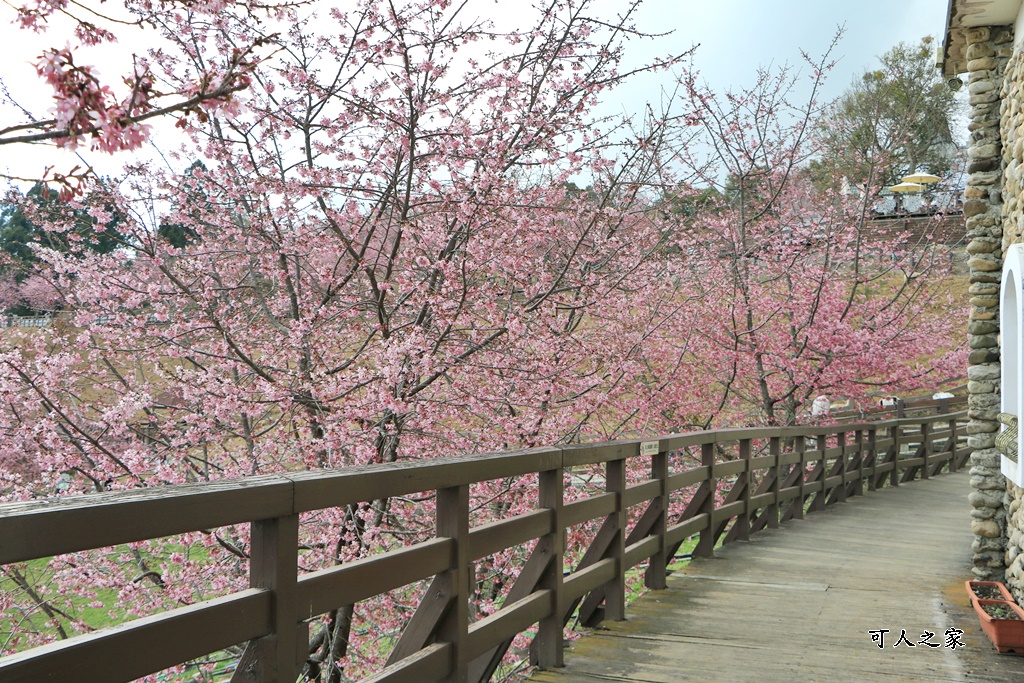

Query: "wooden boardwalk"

xmin=530 ymin=472 xmax=1024 ymax=683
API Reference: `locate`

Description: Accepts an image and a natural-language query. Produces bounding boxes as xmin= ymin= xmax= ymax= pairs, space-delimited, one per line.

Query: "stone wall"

xmin=1001 ymin=29 xmax=1024 ymax=600
xmin=1005 ymin=41 xmax=1024 ymax=250
xmin=966 ymin=26 xmax=1011 ymax=580
xmin=1006 ymin=485 xmax=1024 ymax=600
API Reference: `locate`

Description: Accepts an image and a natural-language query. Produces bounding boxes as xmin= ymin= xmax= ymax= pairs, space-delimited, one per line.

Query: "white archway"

xmin=1001 ymin=244 xmax=1024 ymax=485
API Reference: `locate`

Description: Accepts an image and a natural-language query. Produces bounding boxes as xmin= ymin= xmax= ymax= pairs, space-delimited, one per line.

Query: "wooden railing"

xmin=0 ymin=410 xmax=969 ymax=683
xmin=829 ymin=388 xmax=967 ymax=423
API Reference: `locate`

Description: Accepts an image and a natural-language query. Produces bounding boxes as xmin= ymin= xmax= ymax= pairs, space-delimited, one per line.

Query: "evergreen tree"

xmin=0 ymin=184 xmax=127 ymax=313
xmin=811 ymin=36 xmax=961 ymax=191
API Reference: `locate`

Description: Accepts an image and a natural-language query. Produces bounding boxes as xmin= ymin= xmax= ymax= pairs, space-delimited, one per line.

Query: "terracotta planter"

xmin=966 ymin=580 xmax=1016 ymax=603
xmin=972 ymin=599 xmax=1024 ymax=654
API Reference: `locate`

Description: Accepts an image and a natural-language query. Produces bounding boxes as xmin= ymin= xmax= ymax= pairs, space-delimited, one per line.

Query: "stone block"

xmin=976 ymin=538 xmax=1007 ymax=556
xmin=969 ymin=333 xmax=999 ymax=348
xmin=969 ymin=348 xmax=1001 ymax=364
xmin=971 ymin=103 xmax=998 ymax=119
xmin=969 ymin=255 xmax=1002 ymax=271
xmin=969 ymin=119 xmax=1000 ymax=134
xmin=971 ymin=79 xmax=996 ymax=95
xmin=975 ymin=519 xmax=1003 ymax=538
xmin=969 ymin=364 xmax=1002 ymax=381
xmin=973 ymin=473 xmax=1008 ymax=488
xmin=971 ymin=489 xmax=1006 ymax=508
xmin=968 ymin=227 xmax=1001 ymax=241
xmin=969 ymin=141 xmax=1001 ymax=157
xmin=971 ymin=461 xmax=1002 ymax=474
xmin=969 ymin=433 xmax=998 ymax=449
xmin=968 ymin=379 xmax=996 ymax=394
xmin=969 ymin=57 xmax=999 ymax=72
xmin=969 ymin=319 xmax=999 ymax=333
xmin=972 ymin=392 xmax=1003 ymax=408
xmin=976 ymin=552 xmax=1007 ymax=568
xmin=969 ymin=158 xmax=1001 ymax=173
xmin=967 ymin=213 xmax=999 ymax=229
xmin=968 ymin=238 xmax=998 ymax=254
xmin=967 ymin=41 xmax=995 ymax=61
xmin=970 ymin=91 xmax=1001 ymax=106
xmin=966 ymin=27 xmax=992 ymax=43
xmin=966 ymin=26 xmax=991 ymax=43
xmin=969 ymin=283 xmax=1000 ymax=296
xmin=970 ymin=407 xmax=1001 ymax=421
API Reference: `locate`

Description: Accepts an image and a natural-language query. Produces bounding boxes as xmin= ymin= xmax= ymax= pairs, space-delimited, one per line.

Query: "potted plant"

xmin=966 ymin=579 xmax=1016 ymax=603
xmin=971 ymin=597 xmax=1024 ymax=653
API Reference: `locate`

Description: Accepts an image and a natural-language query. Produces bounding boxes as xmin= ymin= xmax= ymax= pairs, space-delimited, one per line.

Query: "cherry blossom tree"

xmin=654 ymin=42 xmax=966 ymax=427
xmin=0 ymin=0 xmax=691 ymax=678
xmin=1 ymin=0 xmax=303 ymax=198
xmin=3 ymin=0 xmax=277 ymax=150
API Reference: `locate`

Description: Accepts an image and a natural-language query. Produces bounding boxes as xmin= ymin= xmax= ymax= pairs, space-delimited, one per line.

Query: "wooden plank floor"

xmin=529 ymin=472 xmax=1024 ymax=682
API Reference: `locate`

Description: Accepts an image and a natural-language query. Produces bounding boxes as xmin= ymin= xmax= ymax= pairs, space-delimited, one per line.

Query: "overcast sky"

xmin=601 ymin=0 xmax=949 ymax=111
xmin=0 ymin=0 xmax=951 ymax=180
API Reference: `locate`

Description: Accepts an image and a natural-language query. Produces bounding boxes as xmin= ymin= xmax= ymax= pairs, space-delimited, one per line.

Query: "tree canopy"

xmin=811 ymin=36 xmax=961 ymax=191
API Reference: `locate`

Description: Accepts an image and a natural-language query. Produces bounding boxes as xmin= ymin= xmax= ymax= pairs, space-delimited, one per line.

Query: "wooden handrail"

xmin=0 ymin=410 xmax=970 ymax=683
xmin=830 ymin=390 xmax=967 ymax=422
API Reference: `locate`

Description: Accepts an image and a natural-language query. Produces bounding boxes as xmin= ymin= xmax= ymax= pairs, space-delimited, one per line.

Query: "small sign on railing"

xmin=640 ymin=441 xmax=660 ymax=456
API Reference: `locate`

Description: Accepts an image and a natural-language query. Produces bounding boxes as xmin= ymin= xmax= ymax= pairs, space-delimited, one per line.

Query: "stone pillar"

xmin=966 ymin=26 xmax=1011 ymax=580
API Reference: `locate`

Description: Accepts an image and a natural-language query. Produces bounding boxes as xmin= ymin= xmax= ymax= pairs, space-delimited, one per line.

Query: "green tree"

xmin=0 ymin=184 xmax=128 ymax=313
xmin=658 ymin=185 xmax=722 ymax=218
xmin=811 ymin=36 xmax=960 ymax=191
xmin=1 ymin=184 xmax=126 ymax=261
xmin=157 ymin=161 xmax=208 ymax=248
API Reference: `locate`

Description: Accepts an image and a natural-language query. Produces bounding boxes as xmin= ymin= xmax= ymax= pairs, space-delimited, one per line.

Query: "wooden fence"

xmin=0 ymin=410 xmax=969 ymax=683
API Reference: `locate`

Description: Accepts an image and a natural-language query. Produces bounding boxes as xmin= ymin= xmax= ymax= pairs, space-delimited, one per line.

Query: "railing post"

xmin=645 ymin=448 xmax=669 ymax=590
xmin=921 ymin=421 xmax=931 ymax=480
xmin=605 ymin=458 xmax=627 ymax=622
xmin=853 ymin=429 xmax=865 ymax=497
xmin=949 ymin=415 xmax=960 ymax=472
xmin=836 ymin=431 xmax=847 ymax=503
xmin=767 ymin=436 xmax=780 ymax=530
xmin=867 ymin=427 xmax=879 ymax=491
xmin=437 ymin=485 xmax=470 ymax=683
xmin=238 ymin=515 xmax=302 ymax=683
xmin=737 ymin=439 xmax=751 ymax=541
xmin=890 ymin=423 xmax=902 ymax=488
xmin=535 ymin=468 xmax=565 ymax=668
xmin=794 ymin=435 xmax=806 ymax=520
xmin=811 ymin=432 xmax=826 ymax=513
xmin=695 ymin=441 xmax=717 ymax=557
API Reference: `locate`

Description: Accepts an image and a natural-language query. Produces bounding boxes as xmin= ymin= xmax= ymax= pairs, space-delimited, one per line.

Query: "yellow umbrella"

xmin=888 ymin=182 xmax=925 ymax=193
xmin=901 ymin=172 xmax=941 ymax=184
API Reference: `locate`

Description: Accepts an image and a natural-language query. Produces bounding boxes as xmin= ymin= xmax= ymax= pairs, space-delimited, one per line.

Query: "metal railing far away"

xmin=0 ymin=408 xmax=968 ymax=683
